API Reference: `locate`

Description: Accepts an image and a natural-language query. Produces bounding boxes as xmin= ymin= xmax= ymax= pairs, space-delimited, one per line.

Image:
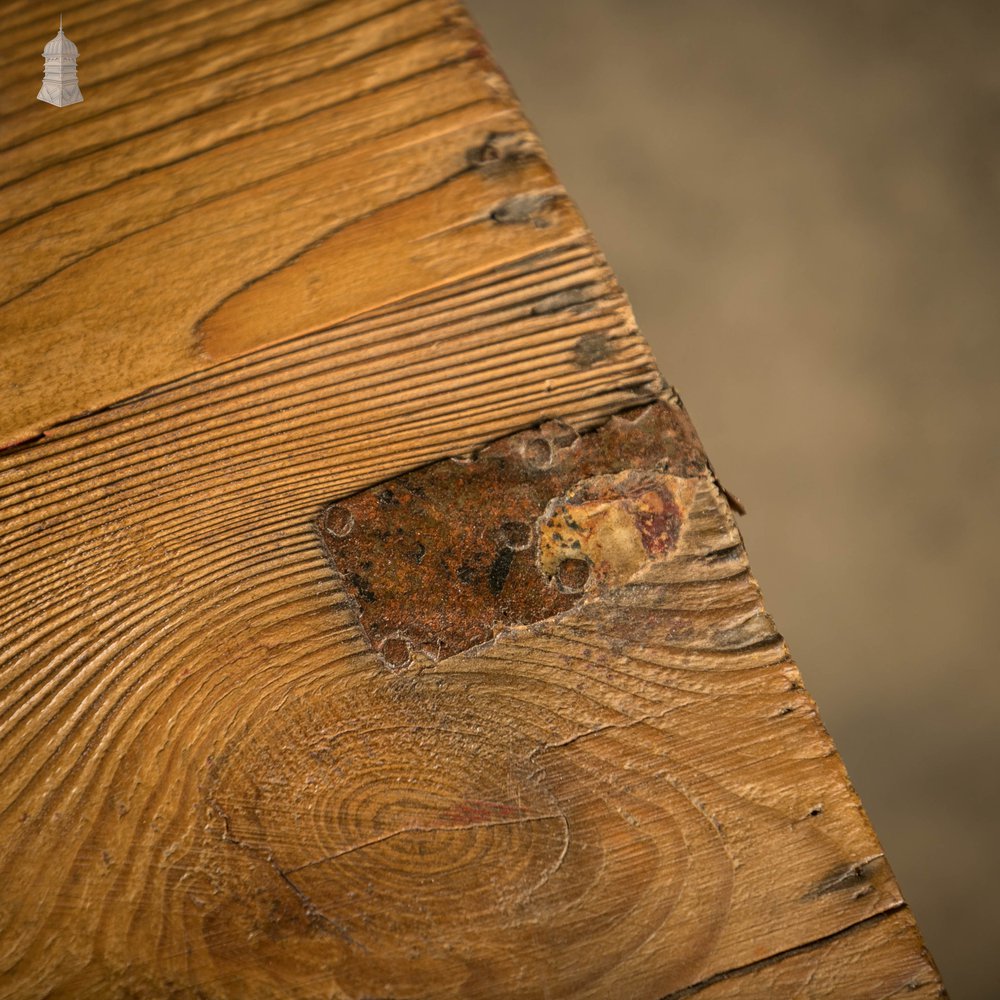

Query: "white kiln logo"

xmin=38 ymin=15 xmax=83 ymax=108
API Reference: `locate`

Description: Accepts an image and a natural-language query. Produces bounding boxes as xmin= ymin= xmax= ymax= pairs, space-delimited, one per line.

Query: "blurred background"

xmin=466 ymin=1 xmax=998 ymax=995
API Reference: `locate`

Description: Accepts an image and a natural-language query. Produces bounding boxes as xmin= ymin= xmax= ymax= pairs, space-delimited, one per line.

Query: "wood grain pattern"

xmin=0 ymin=0 xmax=581 ymax=446
xmin=0 ymin=364 xmax=928 ymax=997
xmin=0 ymin=1 xmax=944 ymax=997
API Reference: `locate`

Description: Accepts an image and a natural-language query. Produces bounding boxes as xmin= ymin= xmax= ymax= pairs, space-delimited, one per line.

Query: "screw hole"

xmin=555 ymin=557 xmax=590 ymax=594
xmin=500 ymin=521 xmax=532 ymax=550
xmin=523 ymin=437 xmax=553 ymax=469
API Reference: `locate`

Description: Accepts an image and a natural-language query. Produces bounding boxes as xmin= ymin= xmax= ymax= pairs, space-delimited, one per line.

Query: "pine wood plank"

xmin=0 ymin=0 xmax=579 ymax=446
xmin=0 ymin=1 xmax=945 ymax=997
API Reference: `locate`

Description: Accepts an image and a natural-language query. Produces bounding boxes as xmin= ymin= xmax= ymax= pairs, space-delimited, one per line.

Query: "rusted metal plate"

xmin=319 ymin=399 xmax=707 ymax=667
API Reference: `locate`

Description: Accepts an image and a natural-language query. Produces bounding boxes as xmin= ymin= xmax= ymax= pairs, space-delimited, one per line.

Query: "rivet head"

xmin=325 ymin=506 xmax=354 ymax=537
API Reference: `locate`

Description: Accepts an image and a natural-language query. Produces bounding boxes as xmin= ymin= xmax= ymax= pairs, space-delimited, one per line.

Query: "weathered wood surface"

xmin=0 ymin=0 xmax=601 ymax=447
xmin=0 ymin=1 xmax=944 ymax=997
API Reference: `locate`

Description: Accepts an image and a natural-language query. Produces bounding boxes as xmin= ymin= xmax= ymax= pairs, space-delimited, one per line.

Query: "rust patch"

xmin=319 ymin=400 xmax=707 ymax=666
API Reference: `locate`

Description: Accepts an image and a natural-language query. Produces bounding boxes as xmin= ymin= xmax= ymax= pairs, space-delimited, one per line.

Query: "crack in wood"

xmin=658 ymin=904 xmax=910 ymax=999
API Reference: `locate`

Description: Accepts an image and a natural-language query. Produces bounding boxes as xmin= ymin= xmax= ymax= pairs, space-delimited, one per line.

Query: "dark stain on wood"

xmin=573 ymin=330 xmax=614 ymax=367
xmin=804 ymin=858 xmax=884 ymax=900
xmin=466 ymin=130 xmax=538 ymax=171
xmin=490 ymin=192 xmax=556 ymax=226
